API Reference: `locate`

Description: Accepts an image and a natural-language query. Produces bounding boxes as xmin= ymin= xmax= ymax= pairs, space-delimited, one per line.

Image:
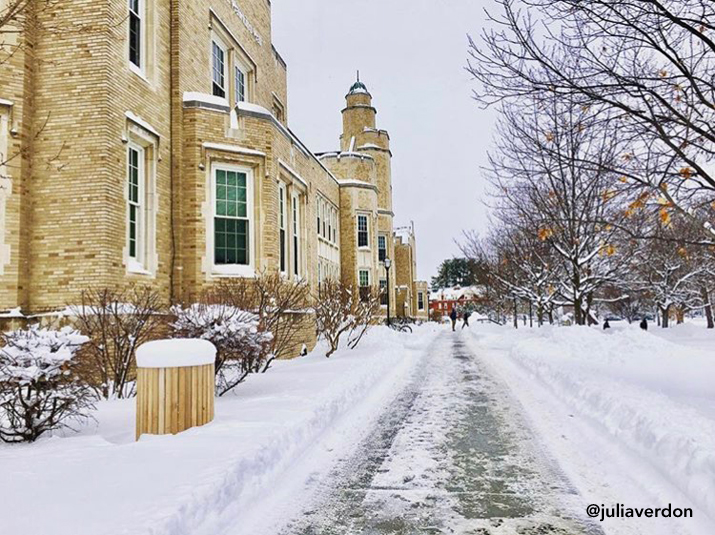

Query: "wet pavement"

xmin=279 ymin=332 xmax=602 ymax=535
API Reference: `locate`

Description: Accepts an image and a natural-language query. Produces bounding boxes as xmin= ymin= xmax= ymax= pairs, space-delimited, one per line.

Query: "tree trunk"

xmin=513 ymin=299 xmax=518 ymax=329
xmin=701 ymin=287 xmax=714 ymax=329
xmin=661 ymin=306 xmax=670 ymax=328
xmin=676 ymin=307 xmax=685 ymax=325
xmin=574 ymin=298 xmax=583 ymax=326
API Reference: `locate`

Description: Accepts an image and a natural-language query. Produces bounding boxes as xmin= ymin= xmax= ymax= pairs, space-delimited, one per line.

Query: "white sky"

xmin=272 ymin=0 xmax=495 ymax=281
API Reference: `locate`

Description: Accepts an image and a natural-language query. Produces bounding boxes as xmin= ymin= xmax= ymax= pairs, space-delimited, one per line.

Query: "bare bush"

xmin=217 ymin=272 xmax=311 ymax=369
xmin=0 ymin=325 xmax=95 ymax=443
xmin=71 ymin=286 xmax=166 ymax=399
xmin=314 ymin=280 xmax=381 ymax=358
xmin=170 ymin=302 xmax=273 ymax=396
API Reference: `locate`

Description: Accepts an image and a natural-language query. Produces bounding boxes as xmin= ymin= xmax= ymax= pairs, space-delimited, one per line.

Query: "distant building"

xmin=429 ymin=286 xmax=484 ymax=316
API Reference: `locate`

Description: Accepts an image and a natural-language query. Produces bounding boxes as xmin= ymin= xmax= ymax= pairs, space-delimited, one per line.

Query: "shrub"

xmin=170 ymin=302 xmax=273 ymax=396
xmin=217 ymin=272 xmax=311 ymax=368
xmin=71 ymin=286 xmax=166 ymax=399
xmin=0 ymin=326 xmax=95 ymax=443
xmin=314 ymin=280 xmax=381 ymax=358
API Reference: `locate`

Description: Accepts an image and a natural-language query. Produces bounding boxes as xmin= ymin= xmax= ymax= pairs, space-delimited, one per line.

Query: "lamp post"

xmin=384 ymin=258 xmax=392 ymax=327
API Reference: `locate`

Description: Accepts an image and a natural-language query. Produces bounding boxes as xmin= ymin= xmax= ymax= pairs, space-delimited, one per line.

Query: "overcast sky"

xmin=272 ymin=0 xmax=495 ymax=281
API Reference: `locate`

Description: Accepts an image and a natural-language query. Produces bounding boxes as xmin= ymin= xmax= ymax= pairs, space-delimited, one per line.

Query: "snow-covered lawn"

xmin=0 ymin=325 xmax=440 ymax=535
xmin=467 ymin=321 xmax=715 ymax=535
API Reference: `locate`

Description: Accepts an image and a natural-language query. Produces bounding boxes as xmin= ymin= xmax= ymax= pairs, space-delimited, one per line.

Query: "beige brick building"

xmin=0 ymin=0 xmax=427 ymax=337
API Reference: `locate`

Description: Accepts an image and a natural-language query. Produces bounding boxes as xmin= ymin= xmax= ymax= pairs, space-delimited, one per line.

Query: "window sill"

xmin=127 ymin=261 xmax=153 ymax=277
xmin=211 ymin=264 xmax=255 ymax=278
xmin=128 ymin=63 xmax=151 ymax=86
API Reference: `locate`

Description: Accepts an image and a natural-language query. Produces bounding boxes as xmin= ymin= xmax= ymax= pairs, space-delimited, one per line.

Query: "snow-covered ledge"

xmin=183 ymin=92 xmax=230 ymax=113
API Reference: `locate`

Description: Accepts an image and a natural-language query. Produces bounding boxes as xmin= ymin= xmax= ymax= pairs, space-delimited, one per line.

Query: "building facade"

xmin=0 ymin=0 xmax=427 ymax=342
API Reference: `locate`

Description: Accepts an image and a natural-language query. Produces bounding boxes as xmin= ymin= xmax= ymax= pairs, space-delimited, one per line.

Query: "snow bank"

xmin=483 ymin=325 xmax=715 ymax=523
xmin=0 ymin=326 xmax=439 ymax=535
xmin=136 ymin=339 xmax=216 ymax=368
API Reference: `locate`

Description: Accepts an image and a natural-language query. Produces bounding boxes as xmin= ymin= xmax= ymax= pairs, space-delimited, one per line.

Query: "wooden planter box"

xmin=135 ymin=340 xmax=216 ymax=440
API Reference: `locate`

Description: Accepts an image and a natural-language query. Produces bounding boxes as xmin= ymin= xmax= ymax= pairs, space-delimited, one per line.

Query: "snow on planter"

xmin=135 ymin=339 xmax=216 ymax=440
xmin=136 ymin=339 xmax=216 ymax=368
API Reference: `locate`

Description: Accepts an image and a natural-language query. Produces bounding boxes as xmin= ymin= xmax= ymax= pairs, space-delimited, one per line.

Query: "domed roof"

xmin=348 ymin=71 xmax=370 ymax=95
xmin=349 ymin=80 xmax=369 ymax=94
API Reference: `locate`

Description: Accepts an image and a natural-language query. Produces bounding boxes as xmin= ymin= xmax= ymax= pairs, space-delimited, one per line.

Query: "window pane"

xmin=129 ymin=1 xmax=141 ymax=68
xmin=212 ymin=41 xmax=225 ymax=98
xmin=215 ymin=218 xmax=249 ymax=266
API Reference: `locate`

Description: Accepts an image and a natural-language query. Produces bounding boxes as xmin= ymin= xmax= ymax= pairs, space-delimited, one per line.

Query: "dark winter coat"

xmin=449 ymin=309 xmax=458 ymax=321
xmin=640 ymin=318 xmax=648 ymax=331
xmin=603 ymin=320 xmax=610 ymax=330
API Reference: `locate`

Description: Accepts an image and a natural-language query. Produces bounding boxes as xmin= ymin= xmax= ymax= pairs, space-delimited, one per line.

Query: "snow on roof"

xmin=431 ymin=286 xmax=483 ymax=301
xmin=136 ymin=339 xmax=216 ymax=369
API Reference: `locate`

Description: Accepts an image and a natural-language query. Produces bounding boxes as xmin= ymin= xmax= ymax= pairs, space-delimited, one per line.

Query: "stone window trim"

xmin=123 ymin=125 xmax=158 ymax=277
xmin=127 ymin=0 xmax=155 ymax=83
xmin=206 ymin=162 xmax=256 ymax=279
xmin=0 ymin=106 xmax=12 ymax=276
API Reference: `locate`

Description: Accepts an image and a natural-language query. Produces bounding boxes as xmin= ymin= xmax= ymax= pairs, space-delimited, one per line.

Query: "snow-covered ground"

xmin=3 ymin=320 xmax=713 ymax=535
xmin=467 ymin=321 xmax=715 ymax=535
xmin=0 ymin=325 xmax=440 ymax=535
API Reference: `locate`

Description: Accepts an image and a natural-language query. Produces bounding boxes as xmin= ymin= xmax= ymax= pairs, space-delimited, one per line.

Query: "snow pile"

xmin=495 ymin=325 xmax=715 ymax=522
xmin=0 ymin=325 xmax=439 ymax=535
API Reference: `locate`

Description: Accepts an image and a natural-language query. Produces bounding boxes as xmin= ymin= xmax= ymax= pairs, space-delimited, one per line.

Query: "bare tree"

xmin=636 ymin=217 xmax=713 ymax=328
xmin=486 ymin=95 xmax=632 ymax=325
xmin=469 ymin=0 xmax=715 ymax=242
xmin=71 ymin=286 xmax=166 ymax=399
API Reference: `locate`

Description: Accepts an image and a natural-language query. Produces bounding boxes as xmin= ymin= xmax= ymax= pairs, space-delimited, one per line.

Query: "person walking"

xmin=640 ymin=317 xmax=648 ymax=331
xmin=449 ymin=308 xmax=458 ymax=332
xmin=603 ymin=319 xmax=610 ymax=330
xmin=462 ymin=310 xmax=471 ymax=329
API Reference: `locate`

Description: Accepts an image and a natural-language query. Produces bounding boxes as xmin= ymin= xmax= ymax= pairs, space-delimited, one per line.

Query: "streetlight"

xmin=384 ymin=257 xmax=392 ymax=327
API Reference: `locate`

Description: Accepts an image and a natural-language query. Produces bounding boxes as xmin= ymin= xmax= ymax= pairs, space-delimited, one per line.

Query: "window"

xmin=292 ymin=194 xmax=300 ymax=277
xmin=332 ymin=209 xmax=337 ymax=243
xmin=359 ymin=270 xmax=369 ymax=287
xmin=273 ymin=102 xmax=284 ymax=122
xmin=380 ymin=279 xmax=388 ymax=306
xmin=359 ymin=269 xmax=370 ymax=301
xmin=279 ymin=183 xmax=287 ymax=274
xmin=418 ymin=292 xmax=425 ymax=311
xmin=127 ymin=144 xmax=144 ymax=264
xmin=214 ymin=168 xmax=249 ymax=266
xmin=128 ymin=0 xmax=143 ymax=69
xmin=317 ymin=199 xmax=321 ymax=234
xmin=235 ymin=65 xmax=246 ymax=104
xmin=212 ymin=39 xmax=226 ymax=98
xmin=357 ymin=214 xmax=369 ymax=248
xmin=378 ymin=235 xmax=387 ymax=262
xmin=328 ymin=208 xmax=333 ymax=243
